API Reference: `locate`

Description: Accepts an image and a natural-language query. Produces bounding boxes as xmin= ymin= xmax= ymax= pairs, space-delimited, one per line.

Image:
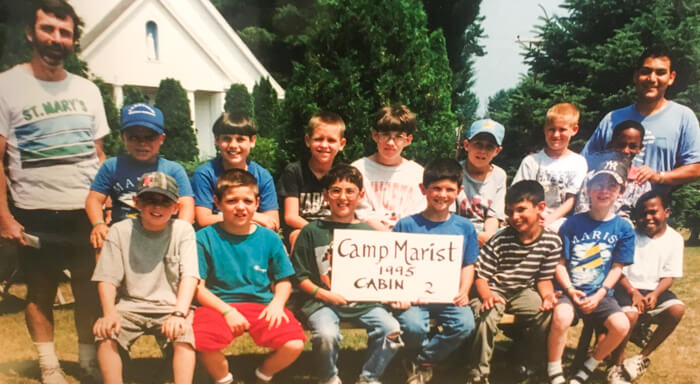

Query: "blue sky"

xmin=473 ymin=0 xmax=564 ymax=116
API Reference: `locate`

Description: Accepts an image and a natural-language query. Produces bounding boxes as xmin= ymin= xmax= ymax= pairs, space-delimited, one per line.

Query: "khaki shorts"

xmin=95 ymin=310 xmax=195 ymax=351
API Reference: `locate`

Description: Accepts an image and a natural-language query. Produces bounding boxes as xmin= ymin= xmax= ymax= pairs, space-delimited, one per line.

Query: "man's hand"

xmin=0 ymin=216 xmax=26 ymax=246
xmin=633 ymin=165 xmax=660 ymax=184
xmin=540 ymin=291 xmax=561 ymax=311
xmin=93 ymin=313 xmax=121 ymax=338
xmin=259 ymin=301 xmax=289 ymax=329
xmin=223 ymin=307 xmax=250 ymax=334
xmin=643 ymin=292 xmax=659 ymax=310
xmin=480 ymin=295 xmax=506 ymax=312
xmin=630 ymin=289 xmax=645 ymax=313
xmin=162 ymin=315 xmax=186 ymax=340
xmin=318 ymin=289 xmax=348 ymax=306
xmin=253 ymin=212 xmax=279 ymax=231
xmin=453 ymin=290 xmax=470 ymax=307
xmin=90 ymin=223 xmax=109 ymax=249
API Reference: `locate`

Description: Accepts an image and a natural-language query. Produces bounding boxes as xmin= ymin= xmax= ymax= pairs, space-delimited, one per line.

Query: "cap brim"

xmin=136 ymin=188 xmax=178 ymax=202
xmin=590 ymin=170 xmax=624 ymax=185
xmin=121 ymin=121 xmax=164 ymax=134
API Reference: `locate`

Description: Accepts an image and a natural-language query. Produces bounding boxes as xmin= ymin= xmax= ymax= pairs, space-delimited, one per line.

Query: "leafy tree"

xmin=669 ymin=181 xmax=700 ymax=243
xmin=283 ymin=0 xmax=457 ymax=164
xmin=93 ymin=78 xmax=124 ymax=156
xmin=224 ymin=83 xmax=252 ymax=118
xmin=122 ymin=86 xmax=149 ymax=106
xmin=154 ymin=78 xmax=198 ymax=162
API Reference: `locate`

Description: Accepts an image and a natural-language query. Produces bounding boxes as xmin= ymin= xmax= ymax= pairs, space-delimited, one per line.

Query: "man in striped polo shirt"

xmin=466 ymin=180 xmax=562 ymax=384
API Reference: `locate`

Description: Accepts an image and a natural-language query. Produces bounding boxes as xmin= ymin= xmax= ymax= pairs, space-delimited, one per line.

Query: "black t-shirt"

xmin=277 ymin=161 xmax=330 ymax=236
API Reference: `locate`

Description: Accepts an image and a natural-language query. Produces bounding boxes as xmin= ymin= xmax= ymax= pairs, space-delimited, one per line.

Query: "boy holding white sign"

xmin=290 ymin=164 xmax=403 ymax=384
xmin=391 ymin=158 xmax=479 ymax=384
xmin=466 ymin=180 xmax=562 ymax=384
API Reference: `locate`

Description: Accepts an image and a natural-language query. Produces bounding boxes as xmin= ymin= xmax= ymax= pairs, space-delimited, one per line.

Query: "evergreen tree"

xmin=252 ymin=77 xmax=280 ymax=138
xmin=284 ymin=0 xmax=457 ymax=164
xmin=93 ymin=78 xmax=124 ymax=156
xmin=122 ymin=86 xmax=149 ymax=106
xmin=154 ymin=78 xmax=198 ymax=162
xmin=224 ymin=83 xmax=253 ymax=118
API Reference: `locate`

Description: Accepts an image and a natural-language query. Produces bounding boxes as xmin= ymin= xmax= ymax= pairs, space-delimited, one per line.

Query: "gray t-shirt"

xmin=456 ymin=162 xmax=507 ymax=232
xmin=92 ymin=218 xmax=199 ymax=314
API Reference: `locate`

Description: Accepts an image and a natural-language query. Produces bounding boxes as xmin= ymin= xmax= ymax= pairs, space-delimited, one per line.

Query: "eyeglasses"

xmin=327 ymin=187 xmax=359 ymax=199
xmin=138 ymin=194 xmax=176 ymax=207
xmin=376 ymin=132 xmax=409 ymax=144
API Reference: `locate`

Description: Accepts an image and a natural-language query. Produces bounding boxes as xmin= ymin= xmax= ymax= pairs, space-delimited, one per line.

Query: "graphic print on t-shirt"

xmin=568 ymin=229 xmax=620 ymax=294
xmin=16 ymin=114 xmax=95 ymax=169
xmin=299 ymin=191 xmax=329 ymax=220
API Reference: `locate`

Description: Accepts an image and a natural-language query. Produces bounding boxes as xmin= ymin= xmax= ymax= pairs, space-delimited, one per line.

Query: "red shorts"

xmin=193 ymin=302 xmax=306 ymax=352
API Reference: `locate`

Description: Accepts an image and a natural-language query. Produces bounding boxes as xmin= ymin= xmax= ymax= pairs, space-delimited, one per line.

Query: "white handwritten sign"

xmin=330 ymin=229 xmax=463 ymax=303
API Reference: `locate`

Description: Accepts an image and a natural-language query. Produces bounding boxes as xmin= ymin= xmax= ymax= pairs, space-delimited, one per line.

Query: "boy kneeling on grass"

xmin=193 ymin=169 xmax=305 ymax=384
xmin=92 ymin=172 xmax=200 ymax=384
xmin=547 ymin=156 xmax=635 ymax=384
xmin=291 ymin=164 xmax=402 ymax=384
xmin=606 ymin=191 xmax=685 ymax=383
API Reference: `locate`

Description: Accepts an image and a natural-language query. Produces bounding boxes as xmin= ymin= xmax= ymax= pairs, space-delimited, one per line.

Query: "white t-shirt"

xmin=623 ymin=227 xmax=684 ymax=291
xmin=0 ymin=65 xmax=109 ymax=210
xmin=351 ymin=156 xmax=425 ymax=228
xmin=512 ymin=149 xmax=588 ymax=210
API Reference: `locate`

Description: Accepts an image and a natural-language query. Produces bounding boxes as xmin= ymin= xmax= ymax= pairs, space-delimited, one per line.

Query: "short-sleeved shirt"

xmin=475 ymin=226 xmax=562 ymax=294
xmin=290 ymin=220 xmax=379 ymax=320
xmin=512 ymin=150 xmax=588 ymax=210
xmin=558 ymin=213 xmax=635 ymax=296
xmin=623 ymin=227 xmax=683 ymax=291
xmin=191 ymin=157 xmax=278 ymax=213
xmin=582 ymin=102 xmax=700 ymax=175
xmin=0 ymin=65 xmax=109 ymax=210
xmin=196 ymin=224 xmax=293 ymax=304
xmin=277 ymin=160 xmax=330 ymax=228
xmin=90 ymin=156 xmax=193 ymax=222
xmin=351 ymin=156 xmax=425 ymax=228
xmin=392 ymin=213 xmax=479 ymax=267
xmin=456 ymin=162 xmax=507 ymax=231
xmin=91 ymin=218 xmax=199 ymax=314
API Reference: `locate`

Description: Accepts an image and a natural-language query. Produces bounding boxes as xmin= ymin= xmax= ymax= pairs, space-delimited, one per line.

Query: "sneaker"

xmin=622 ymin=354 xmax=650 ymax=381
xmin=606 ymin=365 xmax=630 ymax=384
xmin=320 ymin=376 xmax=342 ymax=384
xmin=404 ymin=361 xmax=433 ymax=384
xmin=41 ymin=366 xmax=68 ymax=384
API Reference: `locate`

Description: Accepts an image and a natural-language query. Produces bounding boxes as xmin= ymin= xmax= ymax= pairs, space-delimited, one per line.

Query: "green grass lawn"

xmin=1 ymin=246 xmax=698 ymax=384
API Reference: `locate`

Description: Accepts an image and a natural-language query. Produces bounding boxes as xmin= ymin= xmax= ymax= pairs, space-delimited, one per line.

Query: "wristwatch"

xmin=170 ymin=311 xmax=187 ymax=318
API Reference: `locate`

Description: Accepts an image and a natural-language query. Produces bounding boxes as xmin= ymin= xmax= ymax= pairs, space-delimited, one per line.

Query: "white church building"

xmin=71 ymin=0 xmax=284 ymax=159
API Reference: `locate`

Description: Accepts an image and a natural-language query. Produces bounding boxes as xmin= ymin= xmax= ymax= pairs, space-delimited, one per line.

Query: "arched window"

xmin=146 ymin=21 xmax=158 ymax=60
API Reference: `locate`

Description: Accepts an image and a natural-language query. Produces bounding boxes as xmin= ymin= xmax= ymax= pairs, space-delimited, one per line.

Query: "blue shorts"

xmin=557 ymin=294 xmax=622 ymax=327
xmin=613 ymin=287 xmax=684 ymax=318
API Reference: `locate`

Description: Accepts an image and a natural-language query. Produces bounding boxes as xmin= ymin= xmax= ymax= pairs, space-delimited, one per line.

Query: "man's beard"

xmin=34 ymin=39 xmax=72 ymax=66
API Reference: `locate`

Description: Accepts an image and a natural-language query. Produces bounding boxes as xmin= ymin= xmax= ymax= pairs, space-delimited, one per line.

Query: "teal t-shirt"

xmin=196 ymin=223 xmax=294 ymax=304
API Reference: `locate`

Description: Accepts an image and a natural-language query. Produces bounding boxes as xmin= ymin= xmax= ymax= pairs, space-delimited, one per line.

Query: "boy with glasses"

xmin=291 ymin=164 xmax=402 ymax=384
xmin=352 ymin=105 xmax=425 ymax=231
xmin=86 ymin=103 xmax=195 ymax=249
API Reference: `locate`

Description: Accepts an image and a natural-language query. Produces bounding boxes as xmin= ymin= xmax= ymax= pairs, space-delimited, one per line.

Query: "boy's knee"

xmin=282 ymin=339 xmax=305 ymax=352
xmin=607 ymin=313 xmax=630 ymax=336
xmin=551 ymin=306 xmax=574 ymax=330
xmin=313 ymin=325 xmax=341 ymax=346
xmin=667 ymin=303 xmax=685 ymax=322
xmin=625 ymin=311 xmax=639 ymax=325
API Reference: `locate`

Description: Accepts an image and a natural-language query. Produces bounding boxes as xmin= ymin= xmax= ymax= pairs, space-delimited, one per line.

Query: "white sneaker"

xmin=622 ymin=354 xmax=650 ymax=380
xmin=41 ymin=366 xmax=68 ymax=384
xmin=606 ymin=365 xmax=630 ymax=384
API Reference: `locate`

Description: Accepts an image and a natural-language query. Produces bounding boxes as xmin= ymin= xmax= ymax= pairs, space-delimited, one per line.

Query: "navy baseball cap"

xmin=121 ymin=103 xmax=164 ymax=134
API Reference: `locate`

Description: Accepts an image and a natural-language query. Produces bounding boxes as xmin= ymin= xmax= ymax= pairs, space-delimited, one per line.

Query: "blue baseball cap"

xmin=121 ymin=103 xmax=164 ymax=134
xmin=467 ymin=119 xmax=505 ymax=146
